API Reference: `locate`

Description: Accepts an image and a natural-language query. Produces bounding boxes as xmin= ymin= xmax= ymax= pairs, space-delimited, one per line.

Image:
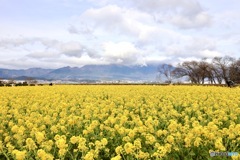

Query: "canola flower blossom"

xmin=0 ymin=85 xmax=239 ymax=159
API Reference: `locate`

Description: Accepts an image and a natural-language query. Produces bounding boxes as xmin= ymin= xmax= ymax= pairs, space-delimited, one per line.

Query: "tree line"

xmin=158 ymin=56 xmax=240 ymax=85
xmin=0 ymin=78 xmax=42 ymax=87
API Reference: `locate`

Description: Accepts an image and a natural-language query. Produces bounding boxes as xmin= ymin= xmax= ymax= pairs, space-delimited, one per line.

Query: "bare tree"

xmin=212 ymin=56 xmax=235 ymax=84
xmin=171 ymin=67 xmax=187 ymax=79
xmin=229 ymin=58 xmax=240 ymax=83
xmin=177 ymin=61 xmax=203 ymax=83
xmin=206 ymin=63 xmax=217 ymax=84
xmin=174 ymin=58 xmax=221 ymax=84
xmin=157 ymin=56 xmax=240 ymax=85
xmin=0 ymin=78 xmax=4 ymax=86
xmin=8 ymin=78 xmax=15 ymax=84
xmin=0 ymin=78 xmax=3 ymax=84
xmin=157 ymin=64 xmax=175 ymax=83
xmin=26 ymin=77 xmax=38 ymax=85
xmin=197 ymin=58 xmax=211 ymax=84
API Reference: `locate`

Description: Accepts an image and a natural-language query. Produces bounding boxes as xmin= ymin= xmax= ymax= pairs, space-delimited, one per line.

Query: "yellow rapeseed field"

xmin=0 ymin=85 xmax=239 ymax=160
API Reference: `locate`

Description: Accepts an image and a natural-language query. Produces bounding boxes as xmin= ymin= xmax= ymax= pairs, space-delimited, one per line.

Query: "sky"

xmin=0 ymin=0 xmax=240 ymax=69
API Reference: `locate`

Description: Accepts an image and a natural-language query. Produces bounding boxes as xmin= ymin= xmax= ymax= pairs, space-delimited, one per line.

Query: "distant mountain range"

xmin=0 ymin=64 xmax=160 ymax=81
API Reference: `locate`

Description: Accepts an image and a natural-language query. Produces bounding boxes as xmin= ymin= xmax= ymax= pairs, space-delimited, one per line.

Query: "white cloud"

xmin=0 ymin=38 xmax=37 ymax=48
xmin=68 ymin=23 xmax=93 ymax=35
xmin=79 ymin=5 xmax=155 ymax=38
xmin=87 ymin=0 xmax=211 ymax=29
xmin=88 ymin=0 xmax=202 ymax=13
xmin=0 ymin=37 xmax=98 ymax=58
xmin=0 ymin=0 xmax=239 ymax=69
xmin=68 ymin=25 xmax=80 ymax=34
xmin=27 ymin=51 xmax=59 ymax=59
xmin=69 ymin=1 xmax=213 ymax=65
xmin=185 ymin=37 xmax=216 ymax=52
xmin=178 ymin=56 xmax=200 ymax=63
xmin=129 ymin=0 xmax=202 ymax=14
xmin=77 ymin=4 xmax=192 ymax=51
xmin=0 ymin=38 xmax=59 ymax=50
xmin=103 ymin=42 xmax=138 ymax=57
xmin=162 ymin=36 xmax=221 ymax=59
xmin=170 ymin=12 xmax=211 ymax=29
xmin=59 ymin=54 xmax=107 ymax=66
xmin=199 ymin=50 xmax=222 ymax=58
xmin=102 ymin=41 xmax=144 ymax=65
xmin=0 ymin=57 xmax=62 ymax=69
xmin=60 ymin=42 xmax=84 ymax=57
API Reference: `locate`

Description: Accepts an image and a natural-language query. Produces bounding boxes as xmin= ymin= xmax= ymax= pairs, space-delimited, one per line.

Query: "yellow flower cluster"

xmin=0 ymin=85 xmax=239 ymax=159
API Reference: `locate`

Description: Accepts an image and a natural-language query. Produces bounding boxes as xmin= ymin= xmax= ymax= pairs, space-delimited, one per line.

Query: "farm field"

xmin=0 ymin=85 xmax=240 ymax=160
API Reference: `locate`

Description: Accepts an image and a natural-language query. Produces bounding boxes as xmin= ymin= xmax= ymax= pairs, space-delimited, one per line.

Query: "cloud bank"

xmin=0 ymin=0 xmax=239 ymax=69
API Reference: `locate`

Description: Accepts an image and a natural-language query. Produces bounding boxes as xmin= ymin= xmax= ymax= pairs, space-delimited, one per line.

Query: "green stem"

xmin=121 ymin=153 xmax=126 ymax=160
xmin=2 ymin=151 xmax=10 ymax=160
xmin=67 ymin=150 xmax=74 ymax=160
